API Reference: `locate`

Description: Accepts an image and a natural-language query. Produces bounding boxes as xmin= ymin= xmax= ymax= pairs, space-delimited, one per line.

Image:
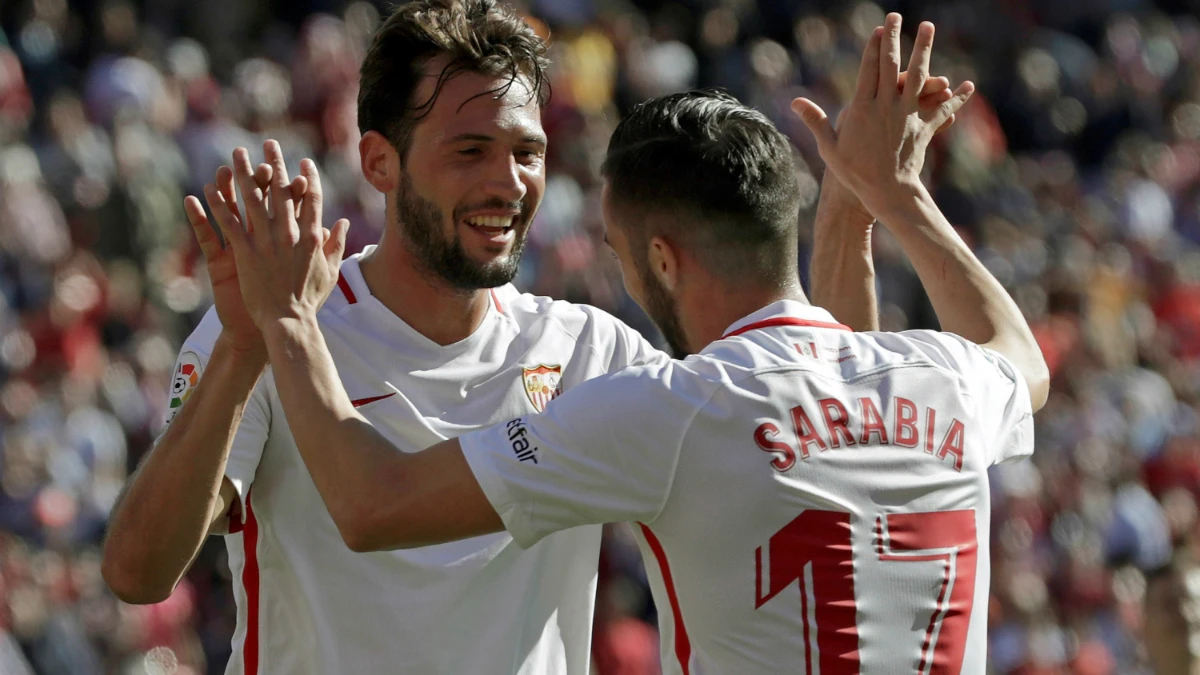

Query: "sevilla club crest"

xmin=522 ymin=365 xmax=563 ymax=412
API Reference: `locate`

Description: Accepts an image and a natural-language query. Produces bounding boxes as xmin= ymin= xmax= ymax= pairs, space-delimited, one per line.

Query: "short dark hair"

xmin=357 ymin=0 xmax=549 ymax=157
xmin=601 ymin=90 xmax=802 ymax=285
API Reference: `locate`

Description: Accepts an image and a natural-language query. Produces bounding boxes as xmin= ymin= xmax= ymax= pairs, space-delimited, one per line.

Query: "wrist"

xmin=817 ymin=171 xmax=875 ymax=230
xmin=864 ymin=180 xmax=933 ymax=226
xmin=213 ymin=332 xmax=268 ymax=370
xmin=261 ymin=314 xmax=322 ymax=351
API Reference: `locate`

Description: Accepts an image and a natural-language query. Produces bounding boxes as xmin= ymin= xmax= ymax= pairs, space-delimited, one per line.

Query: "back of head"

xmin=600 ymin=90 xmax=802 ymax=286
xmin=357 ymin=0 xmax=549 ymax=157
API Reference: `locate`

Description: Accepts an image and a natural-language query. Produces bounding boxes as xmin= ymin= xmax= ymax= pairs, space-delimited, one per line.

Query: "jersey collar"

xmin=720 ymin=300 xmax=851 ymax=339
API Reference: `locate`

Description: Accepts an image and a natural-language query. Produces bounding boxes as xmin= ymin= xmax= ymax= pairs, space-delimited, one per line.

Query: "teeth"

xmin=466 ymin=216 xmax=514 ymax=229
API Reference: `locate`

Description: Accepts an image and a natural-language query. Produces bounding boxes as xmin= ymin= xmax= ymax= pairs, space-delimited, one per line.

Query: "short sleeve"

xmin=159 ymin=306 xmax=271 ymax=530
xmin=898 ymin=330 xmax=1034 ymax=465
xmin=579 ymin=305 xmax=670 ymax=373
xmin=458 ymin=361 xmax=710 ymax=548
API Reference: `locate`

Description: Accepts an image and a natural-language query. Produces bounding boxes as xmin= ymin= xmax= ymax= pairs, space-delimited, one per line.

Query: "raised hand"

xmin=792 ymin=14 xmax=973 ymax=216
xmin=818 ymin=70 xmax=958 ymax=226
xmin=204 ymin=140 xmax=349 ymax=329
xmin=185 ymin=161 xmax=299 ymax=356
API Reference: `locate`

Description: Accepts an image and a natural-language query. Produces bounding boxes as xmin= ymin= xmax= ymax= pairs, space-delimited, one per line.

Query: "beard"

xmin=395 ymin=171 xmax=528 ymax=290
xmin=640 ymin=267 xmax=691 ymax=359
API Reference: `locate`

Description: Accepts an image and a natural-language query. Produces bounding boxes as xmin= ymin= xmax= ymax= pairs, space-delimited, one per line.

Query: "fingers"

xmin=917 ymin=81 xmax=954 ymax=111
xmin=935 ymin=113 xmax=956 ymax=135
xmin=254 ymin=163 xmax=272 ymax=191
xmin=791 ymin=98 xmax=838 ymax=157
xmin=184 ymin=196 xmax=222 ymax=261
xmin=903 ymin=21 xmax=934 ymax=104
xmin=264 ymin=140 xmax=299 ymax=244
xmin=290 ymin=175 xmax=308 ymax=218
xmin=202 ymin=182 xmax=249 ymax=254
xmin=923 ymin=80 xmax=975 ymax=127
xmin=232 ymin=147 xmax=271 ymax=247
xmin=855 ymin=27 xmax=883 ymax=102
xmin=324 ymin=218 xmax=350 ymax=269
xmin=921 ymin=75 xmax=951 ymax=98
xmin=297 ymin=158 xmax=323 ymax=240
xmin=898 ymin=70 xmax=947 ymax=98
xmin=213 ymin=165 xmax=246 ymax=247
xmin=878 ymin=13 xmax=902 ymax=100
xmin=253 ymin=162 xmax=272 ymax=216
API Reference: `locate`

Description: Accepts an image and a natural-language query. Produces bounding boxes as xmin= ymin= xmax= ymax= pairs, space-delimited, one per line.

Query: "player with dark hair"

xmin=213 ymin=14 xmax=1048 ymax=673
xmin=102 ymin=2 xmax=657 ymax=673
xmin=103 ymin=0 xmax=963 ymax=671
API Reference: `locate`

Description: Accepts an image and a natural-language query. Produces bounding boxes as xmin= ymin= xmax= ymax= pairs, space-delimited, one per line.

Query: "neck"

xmin=680 ymin=277 xmax=808 ymax=352
xmin=358 ymin=229 xmax=493 ymax=346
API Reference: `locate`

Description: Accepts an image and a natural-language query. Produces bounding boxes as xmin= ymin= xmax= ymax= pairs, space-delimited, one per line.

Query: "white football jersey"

xmin=163 ymin=247 xmax=666 ymax=674
xmin=461 ymin=300 xmax=1034 ymax=675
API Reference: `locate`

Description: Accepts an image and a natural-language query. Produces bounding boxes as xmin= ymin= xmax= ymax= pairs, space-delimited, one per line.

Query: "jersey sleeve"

xmin=581 ymin=305 xmax=670 ymax=372
xmin=458 ymin=361 xmax=709 ymax=548
xmin=160 ymin=307 xmax=271 ymax=531
xmin=897 ymin=330 xmax=1034 ymax=465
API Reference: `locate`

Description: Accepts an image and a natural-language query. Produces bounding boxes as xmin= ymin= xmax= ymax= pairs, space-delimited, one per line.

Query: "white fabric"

xmin=163 ymin=247 xmax=665 ymax=675
xmin=461 ymin=299 xmax=1034 ymax=674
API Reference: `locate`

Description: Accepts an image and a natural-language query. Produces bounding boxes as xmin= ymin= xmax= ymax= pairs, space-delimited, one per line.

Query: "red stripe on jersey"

xmin=351 ymin=393 xmax=396 ymax=407
xmin=639 ymin=524 xmax=691 ymax=674
xmin=723 ymin=317 xmax=852 ymax=339
xmin=490 ymin=288 xmax=505 ymax=315
xmin=337 ymin=273 xmax=358 ymax=305
xmin=242 ymin=490 xmax=261 ymax=674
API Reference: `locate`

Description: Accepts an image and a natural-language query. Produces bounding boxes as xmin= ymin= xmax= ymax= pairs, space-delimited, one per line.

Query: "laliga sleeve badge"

xmin=521 ymin=365 xmax=563 ymax=413
xmin=166 ymin=350 xmax=204 ymax=424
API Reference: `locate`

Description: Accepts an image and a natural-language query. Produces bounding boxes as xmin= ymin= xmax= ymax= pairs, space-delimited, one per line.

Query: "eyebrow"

xmin=446 ymin=133 xmax=547 ymax=147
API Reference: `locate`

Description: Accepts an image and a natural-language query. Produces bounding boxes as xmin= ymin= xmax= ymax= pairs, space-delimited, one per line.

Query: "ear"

xmin=360 ymin=131 xmax=400 ymax=194
xmin=647 ymin=235 xmax=680 ymax=291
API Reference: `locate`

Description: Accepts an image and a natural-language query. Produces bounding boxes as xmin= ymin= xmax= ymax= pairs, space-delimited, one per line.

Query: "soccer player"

xmin=214 ymin=14 xmax=1049 ymax=673
xmin=100 ymin=1 xmax=958 ymax=672
xmin=100 ymin=2 xmax=666 ymax=673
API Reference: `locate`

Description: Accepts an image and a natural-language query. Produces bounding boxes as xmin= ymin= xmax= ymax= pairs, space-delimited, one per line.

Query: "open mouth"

xmin=464 ymin=215 xmax=517 ymax=242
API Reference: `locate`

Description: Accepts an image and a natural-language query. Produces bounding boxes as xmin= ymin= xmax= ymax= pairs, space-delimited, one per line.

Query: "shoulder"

xmin=587 ymin=353 xmax=733 ymax=411
xmin=179 ymin=306 xmax=224 ymax=360
xmin=868 ymin=329 xmax=1003 ymax=373
xmin=498 ymin=286 xmax=642 ymax=344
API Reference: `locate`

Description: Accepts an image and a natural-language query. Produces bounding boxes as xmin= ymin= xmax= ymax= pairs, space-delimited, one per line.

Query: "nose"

xmin=485 ymin=153 xmax=528 ymax=204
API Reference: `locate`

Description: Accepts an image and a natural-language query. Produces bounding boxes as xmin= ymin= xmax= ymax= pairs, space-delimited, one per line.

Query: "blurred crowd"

xmin=3 ymin=0 xmax=1200 ymax=672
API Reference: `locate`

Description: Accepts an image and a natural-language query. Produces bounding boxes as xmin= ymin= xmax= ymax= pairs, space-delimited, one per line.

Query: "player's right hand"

xmin=186 ymin=152 xmax=311 ymax=357
xmin=204 ymin=140 xmax=349 ymax=330
xmin=184 ymin=165 xmax=273 ymax=359
xmin=791 ymin=14 xmax=974 ymax=217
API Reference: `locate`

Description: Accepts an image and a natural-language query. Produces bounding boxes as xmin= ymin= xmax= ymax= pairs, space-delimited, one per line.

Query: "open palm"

xmin=184 ymin=167 xmax=263 ymax=356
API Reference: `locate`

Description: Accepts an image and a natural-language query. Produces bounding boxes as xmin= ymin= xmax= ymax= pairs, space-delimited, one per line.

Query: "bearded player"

xmin=212 ymin=14 xmax=1047 ymax=674
xmin=102 ymin=2 xmax=959 ymax=673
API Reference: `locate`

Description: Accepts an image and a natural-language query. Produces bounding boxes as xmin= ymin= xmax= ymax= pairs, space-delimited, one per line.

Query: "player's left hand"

xmin=817 ymin=71 xmax=957 ymax=228
xmin=205 ymin=139 xmax=350 ymax=329
xmin=792 ymin=14 xmax=974 ymax=216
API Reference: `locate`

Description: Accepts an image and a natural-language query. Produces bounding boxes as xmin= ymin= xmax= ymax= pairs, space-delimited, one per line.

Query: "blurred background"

xmin=3 ymin=0 xmax=1200 ymax=672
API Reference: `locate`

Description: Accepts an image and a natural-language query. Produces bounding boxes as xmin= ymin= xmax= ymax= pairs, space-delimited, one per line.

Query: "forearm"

xmin=810 ymin=173 xmax=879 ymax=331
xmin=102 ymin=336 xmax=264 ymax=603
xmin=873 ymin=183 xmax=1048 ymax=405
xmin=261 ymin=316 xmax=405 ymax=546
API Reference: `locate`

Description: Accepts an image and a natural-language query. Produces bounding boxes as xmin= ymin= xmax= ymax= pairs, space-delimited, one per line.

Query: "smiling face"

xmin=395 ymin=64 xmax=546 ymax=289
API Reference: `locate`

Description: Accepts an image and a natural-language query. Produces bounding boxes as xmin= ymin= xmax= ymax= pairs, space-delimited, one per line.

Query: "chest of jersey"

xmin=310 ymin=311 xmax=598 ymax=450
